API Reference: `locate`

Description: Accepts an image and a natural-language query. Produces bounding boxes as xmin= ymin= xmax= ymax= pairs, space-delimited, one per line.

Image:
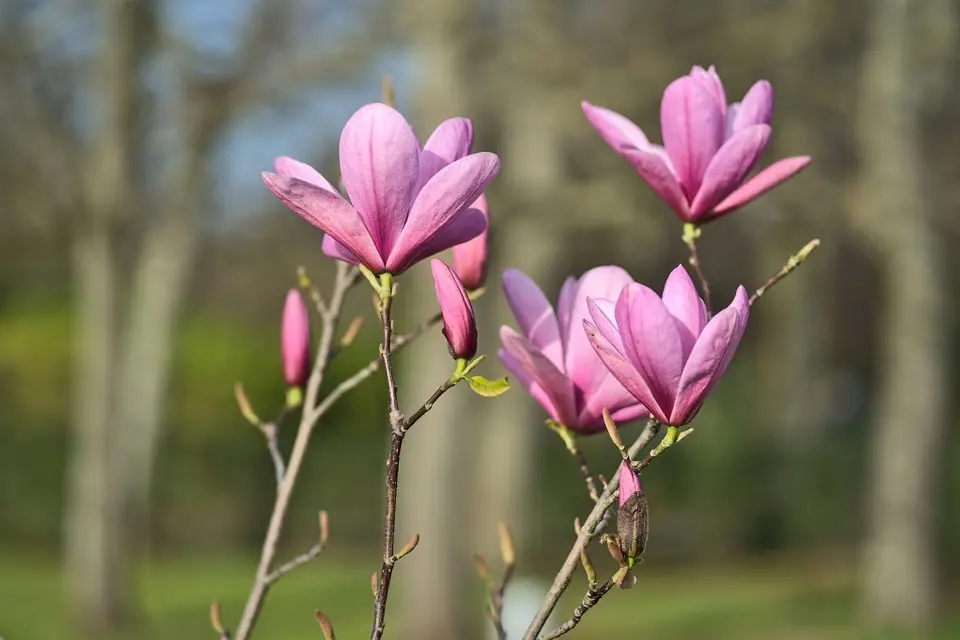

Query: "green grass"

xmin=0 ymin=552 xmax=956 ymax=639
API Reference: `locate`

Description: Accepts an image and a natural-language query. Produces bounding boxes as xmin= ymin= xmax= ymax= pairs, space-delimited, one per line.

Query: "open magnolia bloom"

xmin=582 ymin=65 xmax=810 ymax=223
xmin=584 ymin=265 xmax=749 ymax=426
xmin=262 ymin=103 xmax=499 ymax=275
xmin=498 ymin=266 xmax=649 ymax=435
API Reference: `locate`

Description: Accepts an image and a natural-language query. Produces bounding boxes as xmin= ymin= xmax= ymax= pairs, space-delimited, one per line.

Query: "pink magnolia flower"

xmin=498 ymin=266 xmax=649 ymax=434
xmin=584 ymin=265 xmax=749 ymax=426
xmin=582 ymin=65 xmax=810 ymax=223
xmin=452 ymin=193 xmax=489 ymax=291
xmin=430 ymin=259 xmax=478 ymax=360
xmin=262 ymin=103 xmax=500 ymax=275
xmin=282 ymin=289 xmax=311 ymax=387
xmin=618 ymin=459 xmax=642 ymax=508
xmin=616 ymin=459 xmax=648 ymax=566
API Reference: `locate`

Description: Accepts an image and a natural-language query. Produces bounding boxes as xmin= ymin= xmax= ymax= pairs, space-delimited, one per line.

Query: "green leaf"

xmin=467 ymin=375 xmax=511 ymax=398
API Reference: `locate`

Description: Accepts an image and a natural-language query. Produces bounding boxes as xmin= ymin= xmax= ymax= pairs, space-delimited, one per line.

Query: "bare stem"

xmin=540 ymin=576 xmax=616 ymax=639
xmin=261 ymin=421 xmax=286 ymax=489
xmin=233 ymin=264 xmax=357 ymax=640
xmin=370 ymin=273 xmax=404 ymax=640
xmin=569 ymin=440 xmax=600 ymax=503
xmin=522 ymin=419 xmax=661 ymax=640
xmin=682 ymin=223 xmax=712 ymax=315
xmin=750 ymin=239 xmax=820 ymax=304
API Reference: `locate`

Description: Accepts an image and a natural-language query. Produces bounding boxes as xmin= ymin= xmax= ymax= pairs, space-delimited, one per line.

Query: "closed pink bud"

xmin=452 ymin=193 xmax=489 ymax=290
xmin=282 ymin=289 xmax=311 ymax=387
xmin=430 ymin=259 xmax=478 ymax=360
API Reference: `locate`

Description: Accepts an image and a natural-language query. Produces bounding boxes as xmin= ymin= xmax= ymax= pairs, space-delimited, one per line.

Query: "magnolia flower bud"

xmin=616 ymin=461 xmax=648 ymax=568
xmin=430 ymin=259 xmax=478 ymax=360
xmin=281 ymin=289 xmax=311 ymax=388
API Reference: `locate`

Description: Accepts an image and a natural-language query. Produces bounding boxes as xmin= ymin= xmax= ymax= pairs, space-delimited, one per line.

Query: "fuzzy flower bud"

xmin=616 ymin=461 xmax=648 ymax=568
xmin=430 ymin=259 xmax=478 ymax=359
xmin=281 ymin=289 xmax=311 ymax=388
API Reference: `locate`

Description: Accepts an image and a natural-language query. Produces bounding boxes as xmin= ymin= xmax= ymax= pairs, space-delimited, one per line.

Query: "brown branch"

xmin=522 ymin=419 xmax=661 ymax=639
xmin=233 ymin=263 xmax=356 ymax=640
xmin=568 ymin=440 xmax=600 ymax=503
xmin=540 ymin=576 xmax=616 ymax=639
xmin=480 ymin=522 xmax=518 ymax=640
xmin=682 ymin=223 xmax=712 ymax=315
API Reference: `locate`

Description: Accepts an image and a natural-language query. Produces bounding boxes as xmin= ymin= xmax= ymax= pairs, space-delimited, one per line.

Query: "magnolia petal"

xmin=661 ymin=265 xmax=707 ymax=360
xmin=262 ymin=172 xmax=385 ymax=272
xmin=500 ymin=326 xmax=578 ymax=427
xmin=339 ymin=103 xmax=421 ymax=257
xmin=321 ymin=234 xmax=362 ymax=264
xmin=615 ymin=283 xmax=685 ymax=419
xmin=708 ymin=155 xmax=812 ymax=219
xmin=389 ymin=152 xmax=499 ymax=273
xmin=689 ymin=65 xmax=727 ymax=116
xmin=502 ymin=268 xmax=563 ymax=369
xmin=672 ymin=286 xmax=749 ymax=425
xmin=390 ymin=206 xmax=487 ymax=274
xmin=579 ymin=373 xmax=648 ymax=433
xmin=431 ymin=259 xmax=477 ymax=359
xmin=587 ymin=298 xmax=624 ymax=354
xmin=621 ymin=147 xmax=691 ymax=221
xmin=690 ymin=124 xmax=771 ymax=219
xmin=583 ymin=320 xmax=668 ymax=424
xmin=661 ymin=75 xmax=725 ymax=199
xmin=556 ymin=276 xmax=579 ymax=348
xmin=731 ymin=80 xmax=774 ymax=133
xmin=564 ymin=266 xmax=635 ymax=395
xmin=581 ymin=102 xmax=652 ymax=153
xmin=418 ymin=117 xmax=475 ymax=188
xmin=275 ymin=156 xmax=337 ymax=193
xmin=499 ymin=348 xmax=565 ymax=425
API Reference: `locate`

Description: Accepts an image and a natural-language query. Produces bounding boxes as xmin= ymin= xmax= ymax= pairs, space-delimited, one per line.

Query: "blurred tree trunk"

xmin=856 ymin=0 xmax=948 ymax=629
xmin=395 ymin=1 xmax=474 ymax=638
xmin=65 ymin=223 xmax=126 ymax=632
xmin=64 ymin=0 xmax=150 ymax=630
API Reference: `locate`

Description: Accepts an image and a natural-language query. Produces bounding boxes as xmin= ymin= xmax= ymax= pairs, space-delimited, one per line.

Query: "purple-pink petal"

xmin=500 ymin=326 xmax=577 ymax=427
xmin=502 ymin=269 xmax=563 ymax=369
xmin=661 ymin=75 xmax=725 ymax=199
xmin=262 ymin=172 xmax=385 ymax=272
xmin=338 ymin=103 xmax=420 ymax=258
xmin=388 ymin=152 xmax=499 ymax=274
xmin=563 ymin=266 xmax=635 ymax=395
xmin=579 ymin=373 xmax=649 ymax=432
xmin=556 ymin=276 xmax=579 ymax=347
xmin=661 ymin=265 xmax=707 ymax=360
xmin=621 ymin=147 xmax=691 ymax=220
xmin=393 ymin=206 xmax=488 ymax=274
xmin=689 ymin=65 xmax=727 ymax=116
xmin=731 ymin=80 xmax=774 ymax=133
xmin=275 ymin=156 xmax=337 ymax=193
xmin=672 ymin=286 xmax=749 ymax=425
xmin=708 ymin=155 xmax=812 ymax=219
xmin=584 ymin=320 xmax=668 ymax=424
xmin=581 ymin=102 xmax=652 ymax=154
xmin=418 ymin=117 xmax=475 ymax=188
xmin=451 ymin=194 xmax=489 ymax=291
xmin=321 ymin=235 xmax=362 ymax=264
xmin=615 ymin=283 xmax=685 ymax=419
xmin=587 ymin=298 xmax=624 ymax=354
xmin=499 ymin=348 xmax=565 ymax=425
xmin=690 ymin=124 xmax=771 ymax=219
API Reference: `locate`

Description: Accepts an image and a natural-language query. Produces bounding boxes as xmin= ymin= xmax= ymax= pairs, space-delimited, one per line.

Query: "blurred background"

xmin=0 ymin=0 xmax=958 ymax=638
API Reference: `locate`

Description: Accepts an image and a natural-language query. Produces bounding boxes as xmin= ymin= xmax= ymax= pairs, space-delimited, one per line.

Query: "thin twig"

xmin=260 ymin=421 xmax=286 ymax=488
xmin=682 ymin=223 xmax=712 ymax=315
xmin=370 ymin=282 xmax=463 ymax=639
xmin=750 ymin=239 xmax=820 ymax=304
xmin=371 ymin=275 xmax=405 ymax=640
xmin=522 ymin=419 xmax=661 ymax=640
xmin=233 ymin=263 xmax=357 ymax=640
xmin=540 ymin=577 xmax=616 ymax=639
xmin=568 ymin=440 xmax=600 ymax=503
xmin=265 ymin=540 xmax=327 ymax=584
xmin=480 ymin=522 xmax=518 ymax=639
